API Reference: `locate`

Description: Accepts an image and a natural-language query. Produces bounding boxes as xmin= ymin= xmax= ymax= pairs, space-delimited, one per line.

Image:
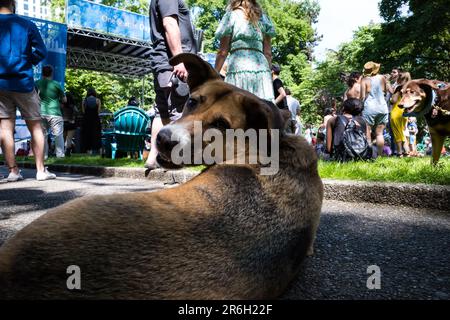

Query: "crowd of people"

xmin=302 ymin=63 xmax=448 ymax=161
xmin=1 ymin=0 xmax=446 ymax=185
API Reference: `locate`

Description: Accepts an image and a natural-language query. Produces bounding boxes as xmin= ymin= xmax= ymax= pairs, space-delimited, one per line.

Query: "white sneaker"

xmin=7 ymin=170 xmax=24 ymax=182
xmin=36 ymin=167 xmax=56 ymax=181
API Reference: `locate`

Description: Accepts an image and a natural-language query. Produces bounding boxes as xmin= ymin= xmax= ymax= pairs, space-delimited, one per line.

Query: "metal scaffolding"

xmin=66 ymin=28 xmax=153 ymax=78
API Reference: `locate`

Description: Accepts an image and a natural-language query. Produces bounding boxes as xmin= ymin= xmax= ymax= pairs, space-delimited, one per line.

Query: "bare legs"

xmin=145 ymin=116 xmax=170 ymax=169
xmin=0 ymin=118 xmax=45 ymax=174
xmin=26 ymin=120 xmax=46 ymax=173
xmin=368 ymin=124 xmax=386 ymax=157
xmin=0 ymin=118 xmax=19 ymax=174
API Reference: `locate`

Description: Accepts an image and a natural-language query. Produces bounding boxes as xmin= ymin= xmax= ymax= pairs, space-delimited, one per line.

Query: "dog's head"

xmin=398 ymin=79 xmax=440 ymax=115
xmin=156 ymin=53 xmax=286 ymax=169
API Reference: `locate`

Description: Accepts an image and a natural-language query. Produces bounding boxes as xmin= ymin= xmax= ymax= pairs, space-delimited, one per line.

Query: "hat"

xmin=363 ymin=61 xmax=381 ymax=76
xmin=272 ymin=63 xmax=281 ymax=74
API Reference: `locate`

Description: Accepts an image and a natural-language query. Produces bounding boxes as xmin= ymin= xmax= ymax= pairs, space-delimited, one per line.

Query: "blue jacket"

xmin=0 ymin=14 xmax=47 ymax=93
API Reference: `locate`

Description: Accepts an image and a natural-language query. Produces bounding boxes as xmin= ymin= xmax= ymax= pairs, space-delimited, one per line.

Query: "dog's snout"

xmin=157 ymin=128 xmax=178 ymax=154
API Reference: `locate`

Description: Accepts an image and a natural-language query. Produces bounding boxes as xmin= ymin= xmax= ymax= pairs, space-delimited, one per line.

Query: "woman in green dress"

xmin=215 ymin=0 xmax=276 ymax=101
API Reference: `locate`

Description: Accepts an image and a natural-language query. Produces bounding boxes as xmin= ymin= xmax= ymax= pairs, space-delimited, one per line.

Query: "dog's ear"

xmin=415 ymin=79 xmax=441 ymax=90
xmin=241 ymin=96 xmax=285 ymax=131
xmin=411 ymin=79 xmax=436 ymax=99
xmin=170 ymin=53 xmax=221 ymax=91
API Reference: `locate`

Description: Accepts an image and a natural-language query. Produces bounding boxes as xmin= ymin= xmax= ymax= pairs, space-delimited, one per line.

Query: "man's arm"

xmin=275 ymin=87 xmax=287 ymax=106
xmin=360 ymin=78 xmax=367 ymax=102
xmin=29 ymin=23 xmax=47 ymax=66
xmin=274 ymin=80 xmax=287 ymax=106
xmin=97 ymin=99 xmax=102 ymax=114
xmin=58 ymin=84 xmax=67 ymax=104
xmin=163 ymin=16 xmax=188 ymax=81
xmin=326 ymin=117 xmax=335 ymax=154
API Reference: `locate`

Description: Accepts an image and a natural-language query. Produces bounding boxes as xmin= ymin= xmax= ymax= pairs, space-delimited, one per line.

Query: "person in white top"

xmin=285 ymin=88 xmax=301 ymax=135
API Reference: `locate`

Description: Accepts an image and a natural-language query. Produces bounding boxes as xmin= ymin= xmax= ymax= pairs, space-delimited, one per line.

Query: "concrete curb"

xmin=5 ymin=162 xmax=450 ymax=211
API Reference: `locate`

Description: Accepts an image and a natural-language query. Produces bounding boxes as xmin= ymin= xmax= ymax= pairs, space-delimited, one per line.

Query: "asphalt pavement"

xmin=0 ymin=168 xmax=449 ymax=300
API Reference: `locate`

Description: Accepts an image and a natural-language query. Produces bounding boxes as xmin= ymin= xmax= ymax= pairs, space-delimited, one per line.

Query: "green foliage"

xmin=341 ymin=0 xmax=450 ymax=80
xmin=65 ymin=69 xmax=154 ymax=112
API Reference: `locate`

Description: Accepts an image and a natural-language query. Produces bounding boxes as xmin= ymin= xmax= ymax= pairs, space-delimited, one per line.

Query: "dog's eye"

xmin=210 ymin=117 xmax=231 ymax=130
xmin=186 ymin=98 xmax=198 ymax=110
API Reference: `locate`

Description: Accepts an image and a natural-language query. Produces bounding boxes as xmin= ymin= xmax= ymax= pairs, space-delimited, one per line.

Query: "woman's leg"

xmin=396 ymin=141 xmax=404 ymax=155
xmin=375 ymin=124 xmax=385 ymax=157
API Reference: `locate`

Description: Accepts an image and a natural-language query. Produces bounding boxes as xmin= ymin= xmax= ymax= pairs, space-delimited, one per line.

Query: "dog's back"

xmin=0 ymin=135 xmax=322 ymax=299
xmin=0 ymin=53 xmax=323 ymax=299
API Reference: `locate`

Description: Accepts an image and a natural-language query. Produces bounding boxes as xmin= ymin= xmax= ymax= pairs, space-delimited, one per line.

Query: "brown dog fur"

xmin=398 ymin=79 xmax=450 ymax=163
xmin=0 ymin=54 xmax=323 ymax=299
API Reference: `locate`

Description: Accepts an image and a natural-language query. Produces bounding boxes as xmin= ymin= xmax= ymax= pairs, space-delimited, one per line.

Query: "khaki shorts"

xmin=0 ymin=89 xmax=41 ymax=121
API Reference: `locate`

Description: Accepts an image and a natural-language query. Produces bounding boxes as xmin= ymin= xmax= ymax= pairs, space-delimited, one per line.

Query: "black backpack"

xmin=334 ymin=116 xmax=372 ymax=162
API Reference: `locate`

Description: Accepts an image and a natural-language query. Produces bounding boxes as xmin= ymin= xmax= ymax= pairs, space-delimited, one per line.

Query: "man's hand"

xmin=173 ymin=62 xmax=188 ymax=82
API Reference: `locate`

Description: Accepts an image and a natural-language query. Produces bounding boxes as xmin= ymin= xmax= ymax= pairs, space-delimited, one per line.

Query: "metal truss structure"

xmin=67 ymin=28 xmax=153 ymax=78
xmin=67 ymin=47 xmax=152 ymax=78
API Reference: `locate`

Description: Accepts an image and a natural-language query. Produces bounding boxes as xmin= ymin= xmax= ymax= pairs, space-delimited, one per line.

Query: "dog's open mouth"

xmin=404 ymin=100 xmax=420 ymax=114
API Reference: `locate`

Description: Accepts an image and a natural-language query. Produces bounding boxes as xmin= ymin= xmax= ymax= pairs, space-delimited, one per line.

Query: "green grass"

xmin=318 ymin=156 xmax=450 ymax=185
xmin=2 ymin=155 xmax=449 ymax=185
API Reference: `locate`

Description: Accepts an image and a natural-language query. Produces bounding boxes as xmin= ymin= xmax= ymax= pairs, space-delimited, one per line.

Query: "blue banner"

xmin=67 ymin=0 xmax=151 ymax=42
xmin=25 ymin=16 xmax=67 ymax=89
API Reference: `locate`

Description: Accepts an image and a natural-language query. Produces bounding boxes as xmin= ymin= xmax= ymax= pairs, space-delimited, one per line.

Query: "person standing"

xmin=285 ymin=88 xmax=301 ymax=135
xmin=407 ymin=117 xmax=418 ymax=156
xmin=343 ymin=72 xmax=362 ymax=101
xmin=360 ymin=61 xmax=392 ymax=157
xmin=0 ymin=0 xmax=55 ymax=182
xmin=35 ymin=65 xmax=66 ymax=159
xmin=389 ymin=71 xmax=411 ymax=157
xmin=61 ymin=92 xmax=77 ymax=157
xmin=145 ymin=0 xmax=197 ymax=169
xmin=215 ymin=0 xmax=275 ymax=101
xmin=81 ymin=88 xmax=102 ymax=154
xmin=272 ymin=64 xmax=287 ymax=109
xmin=386 ymin=67 xmax=402 ymax=155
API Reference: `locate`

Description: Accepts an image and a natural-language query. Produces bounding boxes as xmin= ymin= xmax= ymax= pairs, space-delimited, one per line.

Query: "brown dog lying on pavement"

xmin=0 ymin=53 xmax=323 ymax=300
xmin=398 ymin=79 xmax=450 ymax=164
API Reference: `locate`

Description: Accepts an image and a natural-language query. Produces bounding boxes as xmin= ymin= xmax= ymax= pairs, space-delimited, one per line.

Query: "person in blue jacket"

xmin=0 ymin=0 xmax=56 ymax=182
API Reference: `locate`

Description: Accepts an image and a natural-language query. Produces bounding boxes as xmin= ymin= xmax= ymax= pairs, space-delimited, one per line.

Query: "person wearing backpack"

xmin=326 ymin=98 xmax=372 ymax=161
xmin=81 ymin=88 xmax=102 ymax=154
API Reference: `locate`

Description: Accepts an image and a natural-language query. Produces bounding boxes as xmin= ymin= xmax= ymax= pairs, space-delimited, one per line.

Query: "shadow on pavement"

xmin=0 ymin=187 xmax=82 ymax=214
xmin=283 ymin=212 xmax=450 ymax=300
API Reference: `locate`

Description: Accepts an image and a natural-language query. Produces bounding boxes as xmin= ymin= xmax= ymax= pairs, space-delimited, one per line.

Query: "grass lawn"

xmin=2 ymin=154 xmax=449 ymax=185
xmin=319 ymin=156 xmax=450 ymax=185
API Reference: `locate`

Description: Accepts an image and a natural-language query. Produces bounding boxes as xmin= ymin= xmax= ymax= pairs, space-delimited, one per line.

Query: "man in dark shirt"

xmin=272 ymin=64 xmax=287 ymax=109
xmin=145 ymin=0 xmax=197 ymax=169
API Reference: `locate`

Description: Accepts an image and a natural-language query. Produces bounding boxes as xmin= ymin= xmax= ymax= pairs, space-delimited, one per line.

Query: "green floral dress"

xmin=215 ymin=10 xmax=276 ymax=101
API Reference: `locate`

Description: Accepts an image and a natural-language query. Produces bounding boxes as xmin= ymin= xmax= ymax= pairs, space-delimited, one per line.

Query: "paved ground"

xmin=0 ymin=168 xmax=449 ymax=300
